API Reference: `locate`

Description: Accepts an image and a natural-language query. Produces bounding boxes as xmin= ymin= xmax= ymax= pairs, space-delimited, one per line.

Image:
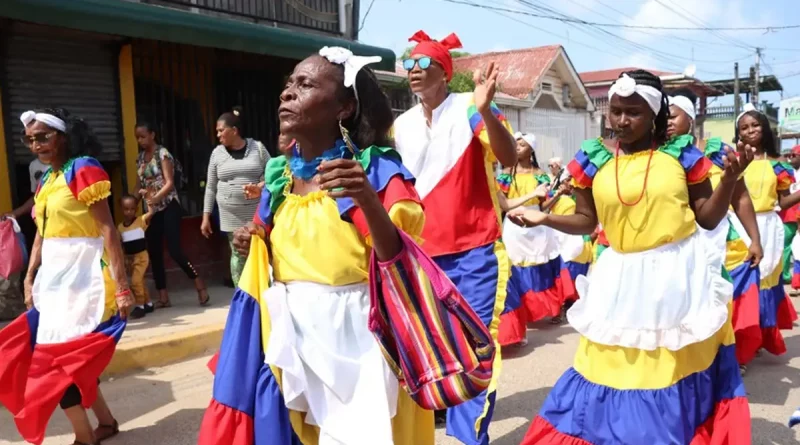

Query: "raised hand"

xmin=722 ymin=142 xmax=756 ymax=183
xmin=473 ymin=61 xmax=500 ymax=116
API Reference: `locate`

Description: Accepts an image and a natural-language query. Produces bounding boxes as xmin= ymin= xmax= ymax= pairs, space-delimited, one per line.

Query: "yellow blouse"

xmin=593 ymin=151 xmax=698 ymax=253
xmin=743 ymin=159 xmax=788 ymax=213
xmin=270 ymin=191 xmax=425 ymax=286
xmin=550 ymin=195 xmax=576 ymax=216
xmin=34 ymin=158 xmax=111 ymax=238
xmin=505 ymin=172 xmax=546 ymax=207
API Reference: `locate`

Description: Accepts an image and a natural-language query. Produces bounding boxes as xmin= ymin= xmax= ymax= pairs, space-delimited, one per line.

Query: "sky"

xmin=358 ymin=0 xmax=800 ymax=109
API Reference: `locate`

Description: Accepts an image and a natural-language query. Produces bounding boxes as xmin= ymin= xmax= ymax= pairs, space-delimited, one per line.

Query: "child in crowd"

xmin=118 ymin=194 xmax=155 ymax=319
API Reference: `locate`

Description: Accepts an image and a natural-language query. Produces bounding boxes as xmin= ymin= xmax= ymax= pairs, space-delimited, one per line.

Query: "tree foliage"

xmin=399 ymin=47 xmax=470 ymax=60
xmin=448 ymin=71 xmax=476 ymax=93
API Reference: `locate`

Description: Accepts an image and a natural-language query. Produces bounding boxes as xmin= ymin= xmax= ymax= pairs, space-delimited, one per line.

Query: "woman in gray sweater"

xmin=201 ymin=107 xmax=269 ymax=286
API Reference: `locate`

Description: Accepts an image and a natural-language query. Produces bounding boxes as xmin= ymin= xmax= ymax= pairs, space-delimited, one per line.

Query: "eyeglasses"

xmin=403 ymin=57 xmax=432 ymax=71
xmin=21 ymin=131 xmax=57 ymax=147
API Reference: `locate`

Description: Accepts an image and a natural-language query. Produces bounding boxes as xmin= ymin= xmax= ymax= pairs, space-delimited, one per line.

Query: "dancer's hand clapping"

xmin=232 ymin=222 xmax=264 ymax=257
xmin=721 ymin=142 xmax=756 ymax=184
xmin=508 ymin=207 xmax=547 ymax=228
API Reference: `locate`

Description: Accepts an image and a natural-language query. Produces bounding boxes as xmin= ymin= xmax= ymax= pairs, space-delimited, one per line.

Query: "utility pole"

xmin=734 ymin=62 xmax=741 ymax=116
xmin=753 ymin=48 xmax=762 ymax=105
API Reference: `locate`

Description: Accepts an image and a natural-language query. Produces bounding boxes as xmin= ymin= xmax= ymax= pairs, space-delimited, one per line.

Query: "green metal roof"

xmin=0 ymin=0 xmax=396 ymax=70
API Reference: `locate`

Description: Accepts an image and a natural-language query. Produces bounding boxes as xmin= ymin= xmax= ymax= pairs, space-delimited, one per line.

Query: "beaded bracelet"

xmin=115 ymin=289 xmax=132 ymax=298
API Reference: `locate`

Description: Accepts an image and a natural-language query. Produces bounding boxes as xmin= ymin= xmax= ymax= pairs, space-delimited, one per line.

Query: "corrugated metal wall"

xmin=2 ymin=25 xmax=123 ymax=163
xmin=521 ymin=108 xmax=592 ymax=164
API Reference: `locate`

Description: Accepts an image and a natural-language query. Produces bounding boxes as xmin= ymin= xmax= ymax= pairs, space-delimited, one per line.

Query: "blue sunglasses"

xmin=403 ymin=57 xmax=432 ymax=71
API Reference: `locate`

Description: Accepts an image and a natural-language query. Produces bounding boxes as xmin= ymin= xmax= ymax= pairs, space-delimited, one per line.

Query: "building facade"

xmin=0 ymin=0 xmax=394 ymax=279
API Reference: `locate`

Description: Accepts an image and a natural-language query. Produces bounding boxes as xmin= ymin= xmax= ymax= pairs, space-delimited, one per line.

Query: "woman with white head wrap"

xmin=730 ymin=102 xmax=800 ymax=372
xmin=668 ymin=88 xmax=764 ymax=374
xmin=495 ymin=132 xmax=576 ymax=345
xmin=513 ymin=70 xmax=753 ymax=444
xmin=198 ymin=47 xmax=436 ymax=444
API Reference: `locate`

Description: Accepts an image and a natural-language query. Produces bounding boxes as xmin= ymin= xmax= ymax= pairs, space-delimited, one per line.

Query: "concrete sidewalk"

xmin=103 ymin=284 xmax=230 ymax=378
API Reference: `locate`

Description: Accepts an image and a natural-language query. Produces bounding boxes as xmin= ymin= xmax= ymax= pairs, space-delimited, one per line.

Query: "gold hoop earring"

xmin=339 ymin=120 xmax=357 ymax=154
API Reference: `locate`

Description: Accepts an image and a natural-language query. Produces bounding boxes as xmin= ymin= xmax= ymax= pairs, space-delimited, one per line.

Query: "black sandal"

xmin=94 ymin=419 xmax=119 ymax=441
xmin=197 ymin=287 xmax=211 ymax=307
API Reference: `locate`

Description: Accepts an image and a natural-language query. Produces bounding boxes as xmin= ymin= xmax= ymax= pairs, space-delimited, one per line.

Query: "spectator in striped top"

xmin=201 ymin=107 xmax=270 ymax=287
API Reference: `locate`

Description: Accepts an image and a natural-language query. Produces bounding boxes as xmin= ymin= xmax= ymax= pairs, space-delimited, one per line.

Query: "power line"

xmin=515 ymin=0 xmax=748 ymax=65
xmin=653 ymin=0 xmax=753 ymax=50
xmin=438 ymin=0 xmax=800 ymax=31
xmin=358 ymin=0 xmax=376 ymax=32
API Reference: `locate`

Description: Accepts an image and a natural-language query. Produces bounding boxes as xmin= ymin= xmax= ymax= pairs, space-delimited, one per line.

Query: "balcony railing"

xmin=705 ymin=103 xmax=778 ymax=121
xmin=143 ymin=0 xmax=341 ymax=34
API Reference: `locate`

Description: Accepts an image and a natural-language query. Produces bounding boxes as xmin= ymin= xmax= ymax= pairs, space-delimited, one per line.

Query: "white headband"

xmin=608 ymin=74 xmax=663 ymax=115
xmin=736 ymin=102 xmax=758 ymax=125
xmin=514 ymin=131 xmax=536 ymax=149
xmin=668 ymin=95 xmax=696 ymax=121
xmin=319 ymin=46 xmax=381 ymax=121
xmin=20 ymin=110 xmax=66 ymax=132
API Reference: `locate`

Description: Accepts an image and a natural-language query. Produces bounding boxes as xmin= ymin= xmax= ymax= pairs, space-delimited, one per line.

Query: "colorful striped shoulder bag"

xmin=367 ymin=229 xmax=495 ymax=410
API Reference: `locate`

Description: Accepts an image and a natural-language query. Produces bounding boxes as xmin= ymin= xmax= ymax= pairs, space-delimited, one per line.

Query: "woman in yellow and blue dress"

xmin=197 ymin=48 xmax=434 ymax=445
xmin=0 ymin=108 xmax=133 ymax=445
xmin=512 ymin=70 xmax=751 ymax=444
xmin=540 ymin=178 xmax=593 ymax=320
xmin=496 ymin=132 xmax=575 ymax=345
xmin=667 ymin=89 xmax=765 ymax=371
xmin=734 ymin=103 xmax=800 ymax=360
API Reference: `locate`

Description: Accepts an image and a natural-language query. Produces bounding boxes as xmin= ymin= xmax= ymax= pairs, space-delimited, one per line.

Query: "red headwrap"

xmin=408 ymin=30 xmax=463 ymax=81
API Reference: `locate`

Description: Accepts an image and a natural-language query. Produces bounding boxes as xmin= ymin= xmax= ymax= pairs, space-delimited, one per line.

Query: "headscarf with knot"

xmin=408 ymin=30 xmax=463 ymax=81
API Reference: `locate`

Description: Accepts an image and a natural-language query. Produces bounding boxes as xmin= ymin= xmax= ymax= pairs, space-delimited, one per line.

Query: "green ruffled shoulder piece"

xmin=534 ymin=173 xmax=551 ymax=185
xmin=264 ymin=156 xmax=290 ymax=216
xmin=261 ymin=145 xmax=405 ymax=216
xmin=703 ymin=137 xmax=723 ymax=157
xmin=769 ymin=159 xmax=793 ymax=171
xmin=657 ymin=134 xmax=694 ymax=159
xmin=579 ymin=137 xmax=614 ymax=170
xmin=355 ymin=145 xmax=403 ymax=171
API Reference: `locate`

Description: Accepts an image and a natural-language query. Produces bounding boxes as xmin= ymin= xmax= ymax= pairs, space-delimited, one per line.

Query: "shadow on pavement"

xmin=745 ymin=333 xmax=800 ymax=407
xmin=751 ymin=417 xmax=800 ymax=444
xmin=502 ymin=323 xmax=574 ymax=361
xmin=0 ymin=376 xmax=178 ymax=442
xmin=114 ymin=408 xmax=205 ymax=445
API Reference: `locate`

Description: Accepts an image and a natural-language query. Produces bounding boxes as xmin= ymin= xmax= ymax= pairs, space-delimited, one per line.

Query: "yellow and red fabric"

xmin=496 ymin=172 xmax=575 ymax=347
xmin=0 ymin=157 xmax=124 ymax=445
xmin=522 ymin=136 xmax=750 ymax=444
xmin=741 ymin=159 xmax=798 ymax=358
xmin=702 ymin=139 xmax=762 ymax=365
xmin=394 ymin=92 xmax=511 ymax=445
xmin=200 ymin=146 xmax=435 ymax=444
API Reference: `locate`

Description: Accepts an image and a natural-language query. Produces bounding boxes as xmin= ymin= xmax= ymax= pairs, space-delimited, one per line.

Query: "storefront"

xmin=0 ymin=0 xmax=395 ymax=279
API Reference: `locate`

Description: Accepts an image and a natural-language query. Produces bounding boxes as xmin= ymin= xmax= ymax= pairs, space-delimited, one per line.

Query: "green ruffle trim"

xmin=579 ymin=137 xmax=614 ymax=170
xmin=535 ymin=173 xmax=551 ymax=185
xmin=657 ymin=134 xmax=694 ymax=160
xmin=703 ymin=137 xmax=723 ymax=157
xmin=262 ymin=145 xmax=403 ymax=215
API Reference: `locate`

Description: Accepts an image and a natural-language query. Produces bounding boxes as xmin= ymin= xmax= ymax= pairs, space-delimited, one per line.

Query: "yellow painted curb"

xmin=102 ymin=323 xmax=224 ymax=379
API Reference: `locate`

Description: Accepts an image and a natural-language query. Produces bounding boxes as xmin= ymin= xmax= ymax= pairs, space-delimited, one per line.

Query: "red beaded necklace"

xmin=615 ymin=143 xmax=656 ymax=207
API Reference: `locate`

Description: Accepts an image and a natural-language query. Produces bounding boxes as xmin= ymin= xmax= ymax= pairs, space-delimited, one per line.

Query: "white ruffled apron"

xmin=33 ymin=237 xmax=107 ymax=345
xmin=503 ymin=205 xmax=560 ymax=265
xmin=730 ymin=211 xmax=784 ymax=278
xmin=264 ymin=281 xmax=398 ymax=445
xmin=568 ymin=227 xmax=732 ymax=351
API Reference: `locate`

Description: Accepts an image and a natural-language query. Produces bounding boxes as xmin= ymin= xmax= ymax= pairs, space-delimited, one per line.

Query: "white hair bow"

xmin=608 ymin=74 xmax=663 ymax=115
xmin=20 ymin=110 xmax=66 ymax=132
xmin=668 ymin=95 xmax=696 ymax=121
xmin=319 ymin=46 xmax=382 ymax=88
xmin=514 ymin=131 xmax=536 ymax=149
xmin=736 ymin=102 xmax=758 ymax=125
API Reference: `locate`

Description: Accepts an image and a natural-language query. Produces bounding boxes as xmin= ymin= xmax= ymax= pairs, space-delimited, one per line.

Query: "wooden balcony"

xmin=142 ymin=0 xmax=343 ymax=34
